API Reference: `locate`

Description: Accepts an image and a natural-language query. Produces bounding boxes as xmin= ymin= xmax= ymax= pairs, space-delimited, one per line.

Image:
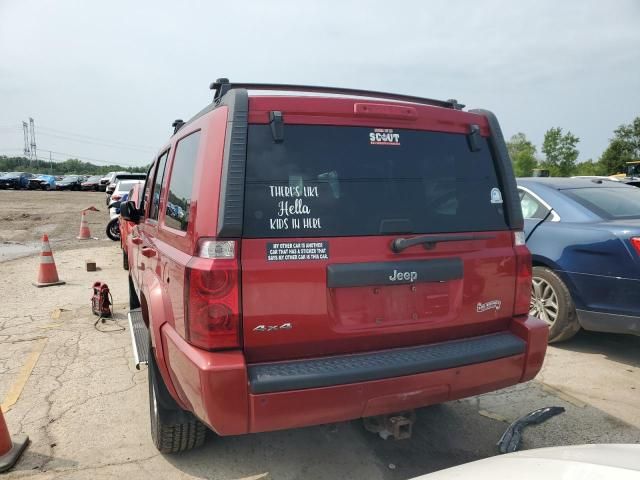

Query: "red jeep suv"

xmin=122 ymin=79 xmax=548 ymax=453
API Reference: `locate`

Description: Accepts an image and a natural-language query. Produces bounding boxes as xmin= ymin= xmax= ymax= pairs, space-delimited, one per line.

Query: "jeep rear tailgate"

xmin=240 ymin=122 xmax=516 ymax=363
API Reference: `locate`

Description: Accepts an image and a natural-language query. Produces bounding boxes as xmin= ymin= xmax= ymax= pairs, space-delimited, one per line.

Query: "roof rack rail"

xmin=209 ymin=78 xmax=463 ymax=110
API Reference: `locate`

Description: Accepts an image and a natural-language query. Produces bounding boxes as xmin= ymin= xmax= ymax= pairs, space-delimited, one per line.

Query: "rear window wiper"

xmin=391 ymin=233 xmax=495 ymax=253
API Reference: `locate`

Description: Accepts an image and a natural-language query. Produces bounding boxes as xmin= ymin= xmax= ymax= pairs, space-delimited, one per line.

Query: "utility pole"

xmin=49 ymin=151 xmax=53 ymax=174
xmin=29 ymin=118 xmax=37 ymax=163
xmin=22 ymin=121 xmax=30 ymax=159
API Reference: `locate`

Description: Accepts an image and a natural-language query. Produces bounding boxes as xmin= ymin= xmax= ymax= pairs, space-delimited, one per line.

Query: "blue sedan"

xmin=517 ymin=178 xmax=640 ymax=342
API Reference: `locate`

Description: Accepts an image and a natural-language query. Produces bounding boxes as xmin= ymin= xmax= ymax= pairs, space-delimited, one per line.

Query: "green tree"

xmin=541 ymin=127 xmax=580 ymax=177
xmin=573 ymin=159 xmax=606 ymax=176
xmin=506 ymin=132 xmax=537 ymax=177
xmin=0 ymin=155 xmax=147 ymax=175
xmin=598 ymin=117 xmax=640 ymax=175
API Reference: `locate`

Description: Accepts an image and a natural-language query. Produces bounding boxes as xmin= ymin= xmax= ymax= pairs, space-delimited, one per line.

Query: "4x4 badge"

xmin=253 ymin=323 xmax=293 ymax=332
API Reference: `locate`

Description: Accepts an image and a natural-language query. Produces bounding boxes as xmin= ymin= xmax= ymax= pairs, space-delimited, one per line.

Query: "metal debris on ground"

xmin=497 ymin=406 xmax=565 ymax=454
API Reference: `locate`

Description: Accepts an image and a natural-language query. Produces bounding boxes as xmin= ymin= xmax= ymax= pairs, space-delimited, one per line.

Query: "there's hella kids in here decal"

xmin=268 ymin=183 xmax=322 ymax=231
xmin=369 ymin=128 xmax=400 ymax=146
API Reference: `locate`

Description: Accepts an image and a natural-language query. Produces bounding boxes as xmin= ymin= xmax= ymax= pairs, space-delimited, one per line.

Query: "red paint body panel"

xmin=241 ymin=232 xmax=518 ymax=363
xmin=160 ymin=316 xmax=545 ymax=436
xmin=163 ymin=324 xmax=249 ymax=435
xmin=126 ymin=91 xmax=548 ymax=438
xmin=247 ymin=96 xmax=491 ymax=136
xmin=510 ymin=315 xmax=549 ymax=381
xmin=248 ymin=354 xmax=525 ymax=433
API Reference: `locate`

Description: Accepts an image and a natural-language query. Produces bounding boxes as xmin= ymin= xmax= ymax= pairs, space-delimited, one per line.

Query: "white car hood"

xmin=414 ymin=444 xmax=640 ymax=480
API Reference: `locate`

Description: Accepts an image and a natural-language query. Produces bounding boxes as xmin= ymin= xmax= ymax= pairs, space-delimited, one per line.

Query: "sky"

xmin=0 ymin=0 xmax=639 ymax=167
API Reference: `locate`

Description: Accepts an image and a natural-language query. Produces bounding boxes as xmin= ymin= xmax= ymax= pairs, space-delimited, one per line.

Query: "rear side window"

xmin=164 ymin=131 xmax=200 ymax=231
xmin=519 ymin=189 xmax=549 ymax=219
xmin=243 ymin=125 xmax=508 ymax=238
xmin=563 ymin=187 xmax=640 ymax=219
xmin=149 ymin=151 xmax=169 ymax=221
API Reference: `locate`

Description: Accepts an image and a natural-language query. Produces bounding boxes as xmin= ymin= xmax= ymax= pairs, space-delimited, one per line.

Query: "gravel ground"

xmin=0 ymin=191 xmax=638 ymax=479
xmin=0 ymin=190 xmax=111 ymax=262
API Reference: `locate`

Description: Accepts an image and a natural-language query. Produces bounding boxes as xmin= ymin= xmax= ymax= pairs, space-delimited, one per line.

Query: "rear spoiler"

xmin=469 ymin=109 xmax=524 ymax=231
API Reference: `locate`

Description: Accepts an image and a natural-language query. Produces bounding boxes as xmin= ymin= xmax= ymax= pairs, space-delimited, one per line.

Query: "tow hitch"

xmin=363 ymin=411 xmax=416 ymax=440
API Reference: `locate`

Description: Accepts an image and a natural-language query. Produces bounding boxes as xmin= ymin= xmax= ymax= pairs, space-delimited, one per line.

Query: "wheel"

xmin=123 ymin=249 xmax=129 ymax=270
xmin=148 ymin=339 xmax=206 ymax=453
xmin=530 ymin=266 xmax=580 ymax=343
xmin=106 ymin=218 xmax=120 ymax=241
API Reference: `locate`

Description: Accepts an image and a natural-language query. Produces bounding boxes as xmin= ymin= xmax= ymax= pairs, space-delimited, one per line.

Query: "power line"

xmin=38 ymin=148 xmax=139 ymax=167
xmin=38 ymin=125 xmax=156 ymax=150
xmin=37 ymin=131 xmax=155 ymax=153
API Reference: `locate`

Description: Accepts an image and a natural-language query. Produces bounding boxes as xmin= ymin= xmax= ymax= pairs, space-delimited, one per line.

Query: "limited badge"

xmin=490 ymin=187 xmax=503 ymax=204
xmin=477 ymin=300 xmax=502 ymax=312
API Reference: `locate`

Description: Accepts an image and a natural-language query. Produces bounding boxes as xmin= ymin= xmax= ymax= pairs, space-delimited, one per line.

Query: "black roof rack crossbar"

xmin=209 ymin=79 xmax=463 ymax=110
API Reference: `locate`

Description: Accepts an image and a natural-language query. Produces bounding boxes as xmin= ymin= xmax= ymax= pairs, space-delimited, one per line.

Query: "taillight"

xmin=631 ymin=237 xmax=640 ymax=256
xmin=184 ymin=240 xmax=240 ymax=350
xmin=513 ymin=231 xmax=532 ymax=316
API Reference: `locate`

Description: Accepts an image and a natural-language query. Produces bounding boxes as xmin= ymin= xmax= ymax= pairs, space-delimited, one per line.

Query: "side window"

xmin=164 ymin=131 xmax=201 ymax=231
xmin=149 ymin=151 xmax=169 ymax=221
xmin=141 ymin=164 xmax=155 ymax=212
xmin=519 ymin=189 xmax=549 ymax=219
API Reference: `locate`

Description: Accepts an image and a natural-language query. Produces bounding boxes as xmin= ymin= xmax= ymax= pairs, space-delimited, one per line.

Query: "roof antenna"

xmin=172 ymin=119 xmax=185 ymax=134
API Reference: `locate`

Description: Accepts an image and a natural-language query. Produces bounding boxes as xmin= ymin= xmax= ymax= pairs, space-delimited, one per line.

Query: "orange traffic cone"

xmin=32 ymin=234 xmax=65 ymax=288
xmin=0 ymin=407 xmax=28 ymax=473
xmin=77 ymin=211 xmax=91 ymax=240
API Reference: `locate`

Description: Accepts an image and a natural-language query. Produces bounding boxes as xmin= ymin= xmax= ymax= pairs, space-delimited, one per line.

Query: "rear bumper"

xmin=161 ymin=316 xmax=548 ymax=436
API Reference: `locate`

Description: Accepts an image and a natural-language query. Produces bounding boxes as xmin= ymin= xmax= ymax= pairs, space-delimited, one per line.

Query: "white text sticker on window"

xmin=490 ymin=187 xmax=503 ymax=204
xmin=369 ymin=128 xmax=400 ymax=146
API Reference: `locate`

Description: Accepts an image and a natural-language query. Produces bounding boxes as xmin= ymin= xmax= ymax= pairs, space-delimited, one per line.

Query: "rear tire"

xmin=128 ymin=275 xmax=140 ymax=309
xmin=106 ymin=218 xmax=120 ymax=241
xmin=148 ymin=340 xmax=206 ymax=453
xmin=530 ymin=266 xmax=580 ymax=343
xmin=123 ymin=250 xmax=129 ymax=270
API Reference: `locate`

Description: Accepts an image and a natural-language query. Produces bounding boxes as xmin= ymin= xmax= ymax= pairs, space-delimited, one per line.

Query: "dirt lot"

xmin=0 ymin=190 xmax=110 ymax=262
xmin=0 ymin=191 xmax=639 ymax=479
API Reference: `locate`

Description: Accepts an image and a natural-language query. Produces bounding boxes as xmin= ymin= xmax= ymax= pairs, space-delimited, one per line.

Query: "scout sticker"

xmin=490 ymin=187 xmax=503 ymax=204
xmin=369 ymin=128 xmax=400 ymax=146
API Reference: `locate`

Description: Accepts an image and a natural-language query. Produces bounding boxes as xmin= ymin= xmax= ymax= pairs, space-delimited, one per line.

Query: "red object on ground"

xmin=82 ymin=206 xmax=100 ymax=212
xmin=76 ymin=211 xmax=91 ymax=240
xmin=0 ymin=407 xmax=29 ymax=473
xmin=91 ymin=282 xmax=112 ymax=317
xmin=33 ymin=234 xmax=65 ymax=288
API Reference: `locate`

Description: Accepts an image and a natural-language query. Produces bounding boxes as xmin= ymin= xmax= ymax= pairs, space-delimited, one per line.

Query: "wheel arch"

xmin=531 ymin=255 xmax=587 ymax=312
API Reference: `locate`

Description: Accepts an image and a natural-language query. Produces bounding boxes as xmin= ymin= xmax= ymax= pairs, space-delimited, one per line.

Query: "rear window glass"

xmin=563 ymin=187 xmax=640 ymax=219
xmin=117 ymin=181 xmax=139 ymax=191
xmin=243 ymin=125 xmax=508 ymax=238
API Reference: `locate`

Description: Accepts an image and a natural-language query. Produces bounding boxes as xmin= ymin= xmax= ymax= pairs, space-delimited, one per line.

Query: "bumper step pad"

xmin=249 ymin=332 xmax=525 ymax=394
xmin=128 ymin=308 xmax=149 ymax=369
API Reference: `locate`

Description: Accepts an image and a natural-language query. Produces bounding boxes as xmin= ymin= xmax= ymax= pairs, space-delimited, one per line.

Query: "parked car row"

xmin=104 ymin=172 xmax=147 ymax=205
xmin=0 ymin=171 xmax=145 ymax=191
